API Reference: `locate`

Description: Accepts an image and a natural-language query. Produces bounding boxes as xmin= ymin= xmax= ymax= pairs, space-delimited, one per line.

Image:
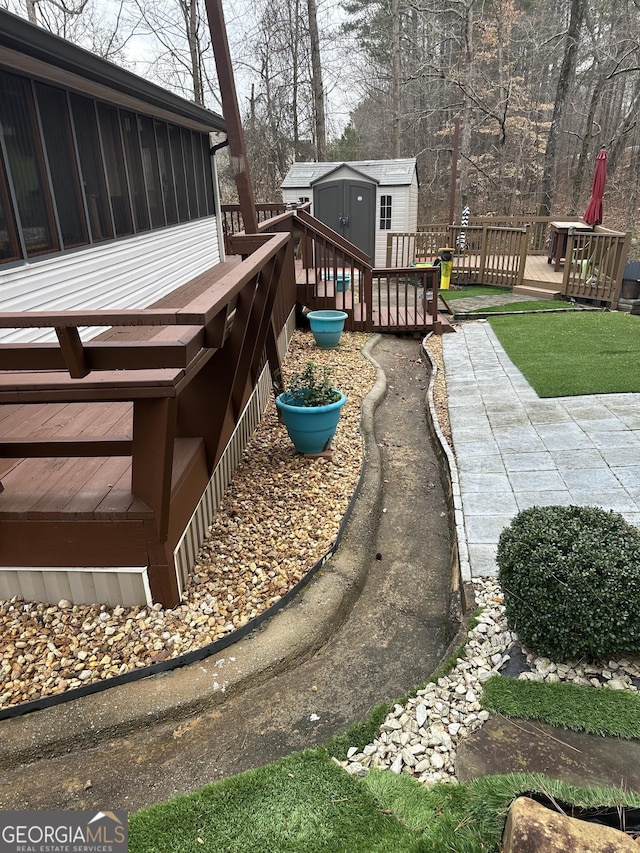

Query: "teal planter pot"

xmin=276 ymin=392 xmax=347 ymax=454
xmin=330 ymin=273 xmax=351 ymax=292
xmin=307 ymin=310 xmax=348 ymax=348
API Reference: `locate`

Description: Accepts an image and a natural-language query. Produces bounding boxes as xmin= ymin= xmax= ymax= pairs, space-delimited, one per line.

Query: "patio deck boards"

xmin=0 ymin=259 xmax=244 ymax=566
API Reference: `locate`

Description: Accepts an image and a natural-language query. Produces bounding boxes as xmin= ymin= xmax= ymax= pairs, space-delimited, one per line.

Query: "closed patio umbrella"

xmin=583 ymin=146 xmax=607 ymax=226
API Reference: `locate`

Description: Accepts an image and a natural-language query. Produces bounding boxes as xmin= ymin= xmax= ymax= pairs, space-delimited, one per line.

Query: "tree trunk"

xmin=26 ymin=0 xmax=38 ymax=23
xmin=390 ymin=0 xmax=401 ymax=158
xmin=181 ymin=0 xmax=204 ymax=105
xmin=539 ymin=0 xmax=586 ymax=216
xmin=307 ymin=0 xmax=326 ymax=160
xmin=570 ymin=73 xmax=605 ymax=214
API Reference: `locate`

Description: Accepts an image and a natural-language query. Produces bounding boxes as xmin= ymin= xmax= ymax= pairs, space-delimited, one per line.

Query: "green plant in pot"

xmin=275 ymin=362 xmax=346 ymax=454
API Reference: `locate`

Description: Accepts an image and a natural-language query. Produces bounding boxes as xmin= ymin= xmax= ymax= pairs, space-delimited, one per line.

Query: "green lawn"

xmin=128 ymin=749 xmax=640 ymax=853
xmin=442 ymin=285 xmax=510 ymax=301
xmin=488 ymin=311 xmax=640 ymax=396
xmin=470 ymin=300 xmax=574 ymax=314
xmin=482 ymin=676 xmax=640 ymax=739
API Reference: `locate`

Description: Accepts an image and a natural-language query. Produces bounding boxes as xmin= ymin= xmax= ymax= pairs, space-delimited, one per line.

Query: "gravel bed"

xmin=341 ymin=577 xmax=640 ymax=784
xmin=0 ymin=330 xmax=375 ymax=711
xmin=424 ymin=334 xmax=451 ymax=445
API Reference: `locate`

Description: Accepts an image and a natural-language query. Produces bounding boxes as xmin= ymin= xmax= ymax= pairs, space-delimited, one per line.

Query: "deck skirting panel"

xmin=0 ymin=564 xmax=151 ymax=607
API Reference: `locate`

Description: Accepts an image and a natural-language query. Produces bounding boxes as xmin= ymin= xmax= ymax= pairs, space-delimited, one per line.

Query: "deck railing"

xmin=371 ymin=266 xmax=441 ymax=333
xmin=0 ymin=231 xmax=294 ymax=606
xmin=563 ymin=228 xmax=630 ymax=309
xmin=221 ymin=202 xmax=311 ymax=253
xmin=387 ymin=225 xmax=529 ymax=289
xmin=237 ymin=207 xmax=375 ymax=332
xmin=465 ymin=216 xmax=552 ymax=254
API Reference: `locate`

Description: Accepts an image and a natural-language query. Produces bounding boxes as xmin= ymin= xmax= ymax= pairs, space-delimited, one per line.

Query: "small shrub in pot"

xmin=496 ymin=505 xmax=640 ymax=662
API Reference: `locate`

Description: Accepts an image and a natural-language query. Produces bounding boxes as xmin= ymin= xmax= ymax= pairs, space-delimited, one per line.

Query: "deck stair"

xmin=295 ymin=263 xmax=454 ymax=334
xmin=513 ymin=283 xmax=563 ymax=300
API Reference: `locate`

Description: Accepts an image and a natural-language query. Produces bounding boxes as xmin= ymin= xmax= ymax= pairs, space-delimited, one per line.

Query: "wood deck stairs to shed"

xmin=294 ymin=263 xmax=455 ymax=334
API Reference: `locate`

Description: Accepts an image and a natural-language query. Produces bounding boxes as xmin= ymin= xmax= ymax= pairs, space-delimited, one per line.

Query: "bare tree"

xmin=307 ymin=0 xmax=326 ymax=159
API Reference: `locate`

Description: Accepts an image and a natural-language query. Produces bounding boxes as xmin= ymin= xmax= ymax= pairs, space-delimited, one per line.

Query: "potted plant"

xmin=306 ymin=310 xmax=348 ymax=348
xmin=275 ymin=362 xmax=346 ymax=454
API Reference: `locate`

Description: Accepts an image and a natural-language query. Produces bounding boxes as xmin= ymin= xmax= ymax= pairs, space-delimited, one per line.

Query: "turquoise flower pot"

xmin=276 ymin=391 xmax=347 ymax=454
xmin=307 ymin=310 xmax=348 ymax=349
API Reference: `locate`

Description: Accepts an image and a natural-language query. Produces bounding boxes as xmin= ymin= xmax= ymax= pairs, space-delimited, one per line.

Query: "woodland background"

xmin=3 ymin=0 xmax=640 ymax=240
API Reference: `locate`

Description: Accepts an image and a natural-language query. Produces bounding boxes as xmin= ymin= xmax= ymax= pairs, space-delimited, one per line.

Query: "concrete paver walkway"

xmin=442 ymin=321 xmax=640 ymax=578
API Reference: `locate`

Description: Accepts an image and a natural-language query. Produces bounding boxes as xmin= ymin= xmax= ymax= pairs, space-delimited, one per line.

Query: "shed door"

xmin=314 ymin=179 xmax=375 ymax=262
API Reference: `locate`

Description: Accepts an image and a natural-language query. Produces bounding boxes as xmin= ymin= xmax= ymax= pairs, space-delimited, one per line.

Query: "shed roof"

xmin=281 ymin=158 xmax=418 ymax=189
xmin=0 ymin=8 xmax=226 ymax=134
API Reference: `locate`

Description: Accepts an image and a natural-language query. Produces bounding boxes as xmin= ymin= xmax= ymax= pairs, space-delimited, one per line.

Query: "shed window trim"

xmin=380 ymin=194 xmax=392 ymax=230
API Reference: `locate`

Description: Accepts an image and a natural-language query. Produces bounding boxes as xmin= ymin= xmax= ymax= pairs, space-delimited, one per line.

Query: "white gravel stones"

xmin=341 ymin=577 xmax=640 ymax=785
xmin=0 ymin=331 xmax=375 ymax=711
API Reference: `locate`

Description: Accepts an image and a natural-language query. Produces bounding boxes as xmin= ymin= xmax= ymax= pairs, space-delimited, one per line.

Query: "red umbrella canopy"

xmin=583 ymin=146 xmax=607 ymax=226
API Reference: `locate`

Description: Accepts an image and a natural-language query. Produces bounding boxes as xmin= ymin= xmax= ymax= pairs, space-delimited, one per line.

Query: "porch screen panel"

xmin=121 ymin=110 xmax=150 ymax=232
xmin=35 ymin=83 xmax=88 ymax=249
xmin=0 ymin=71 xmax=57 ymax=256
xmin=169 ymin=124 xmax=189 ymax=221
xmin=155 ymin=121 xmax=178 ymax=225
xmin=97 ymin=104 xmax=133 ymax=236
xmin=0 ymin=152 xmax=20 ymax=262
xmin=139 ymin=116 xmax=165 ymax=228
xmin=182 ymin=128 xmax=198 ymax=218
xmin=201 ymin=136 xmax=216 ymax=216
xmin=191 ymin=132 xmax=207 ymax=217
xmin=70 ymin=94 xmax=113 ymax=242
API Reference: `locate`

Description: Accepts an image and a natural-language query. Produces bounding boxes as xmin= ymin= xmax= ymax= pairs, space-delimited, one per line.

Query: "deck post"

xmin=132 ymin=396 xmax=177 ymax=542
xmin=478 ymin=225 xmax=489 ymax=283
xmin=517 ymin=226 xmax=529 ymax=289
xmin=204 ymin=0 xmax=258 ymax=234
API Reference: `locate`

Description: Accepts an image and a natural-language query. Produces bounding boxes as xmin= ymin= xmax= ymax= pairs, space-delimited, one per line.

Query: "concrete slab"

xmin=516 ymin=491 xmax=573 ymax=510
xmin=502 ymin=452 xmax=556 ymax=472
xmin=560 ymin=467 xmax=624 ymax=491
xmin=509 ymin=469 xmax=567 ymax=492
xmin=536 ymin=422 xmax=589 ymax=451
xmin=456 ymin=715 xmax=640 ymax=791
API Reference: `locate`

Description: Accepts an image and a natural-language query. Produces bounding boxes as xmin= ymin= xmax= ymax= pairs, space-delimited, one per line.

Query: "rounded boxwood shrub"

xmin=497 ymin=505 xmax=640 ymax=662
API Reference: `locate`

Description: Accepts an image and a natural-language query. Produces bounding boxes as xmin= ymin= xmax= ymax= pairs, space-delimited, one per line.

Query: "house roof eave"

xmin=0 ymin=8 xmax=226 ymax=133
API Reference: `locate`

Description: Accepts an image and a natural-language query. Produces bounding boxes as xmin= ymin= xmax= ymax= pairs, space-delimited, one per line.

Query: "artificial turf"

xmin=488 ymin=311 xmax=640 ymax=396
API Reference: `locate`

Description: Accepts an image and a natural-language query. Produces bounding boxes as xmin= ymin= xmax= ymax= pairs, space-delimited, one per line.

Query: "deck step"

xmin=513 ymin=284 xmax=563 ymax=300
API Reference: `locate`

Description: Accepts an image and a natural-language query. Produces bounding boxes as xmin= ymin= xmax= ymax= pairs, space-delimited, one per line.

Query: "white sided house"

xmin=281 ymin=159 xmax=419 ymax=267
xmin=0 ymin=9 xmax=227 ymax=343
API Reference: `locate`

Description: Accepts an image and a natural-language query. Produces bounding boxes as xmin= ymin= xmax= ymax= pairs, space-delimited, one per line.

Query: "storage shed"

xmin=281 ymin=159 xmax=418 ymax=266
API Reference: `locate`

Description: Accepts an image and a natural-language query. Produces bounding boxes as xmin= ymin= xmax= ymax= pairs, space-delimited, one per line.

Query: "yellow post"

xmin=439 ymin=247 xmax=454 ymax=290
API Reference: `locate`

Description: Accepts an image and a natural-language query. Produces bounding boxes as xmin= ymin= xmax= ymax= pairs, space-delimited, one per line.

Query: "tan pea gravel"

xmin=425 ymin=334 xmax=452 ymax=446
xmin=0 ymin=330 xmax=376 ymax=711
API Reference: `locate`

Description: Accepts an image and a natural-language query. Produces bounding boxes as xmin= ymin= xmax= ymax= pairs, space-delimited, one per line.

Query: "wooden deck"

xmin=0 ymin=237 xmax=290 ymax=608
xmin=518 ymin=255 xmax=565 ymax=297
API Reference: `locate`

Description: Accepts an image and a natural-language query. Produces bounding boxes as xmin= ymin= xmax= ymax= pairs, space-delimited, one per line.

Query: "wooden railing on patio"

xmin=387 ymin=224 xmax=529 ymax=289
xmin=563 ymin=227 xmax=630 ymax=309
xmin=229 ymin=207 xmax=452 ymax=333
xmin=466 ymin=216 xmax=552 ymax=254
xmin=0 ymin=232 xmax=294 ymax=607
xmin=221 ymin=202 xmax=311 ymax=253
